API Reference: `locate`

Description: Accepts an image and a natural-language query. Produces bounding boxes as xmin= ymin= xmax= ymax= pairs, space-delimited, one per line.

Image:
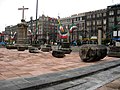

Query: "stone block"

xmin=6 ymin=45 xmax=17 ymax=49
xmin=61 ymin=42 xmax=70 ymax=48
xmin=29 ymin=47 xmax=39 ymax=53
xmin=52 ymin=50 xmax=65 ymax=58
xmin=59 ymin=42 xmax=72 ymax=54
xmin=79 ymin=44 xmax=107 ymax=62
xmin=107 ymin=46 xmax=120 ymax=57
xmin=41 ymin=47 xmax=51 ymax=52
xmin=17 ymin=46 xmax=26 ymax=51
xmin=59 ymin=49 xmax=72 ymax=54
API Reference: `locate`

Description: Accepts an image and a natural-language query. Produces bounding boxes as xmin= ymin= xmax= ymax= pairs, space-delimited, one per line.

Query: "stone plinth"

xmin=107 ymin=46 xmax=120 ymax=57
xmin=59 ymin=49 xmax=72 ymax=54
xmin=6 ymin=45 xmax=17 ymax=49
xmin=52 ymin=50 xmax=65 ymax=58
xmin=29 ymin=47 xmax=39 ymax=53
xmin=17 ymin=19 xmax=28 ymax=45
xmin=41 ymin=44 xmax=52 ymax=52
xmin=79 ymin=44 xmax=107 ymax=62
xmin=59 ymin=42 xmax=72 ymax=54
xmin=17 ymin=46 xmax=26 ymax=51
xmin=16 ymin=19 xmax=28 ymax=51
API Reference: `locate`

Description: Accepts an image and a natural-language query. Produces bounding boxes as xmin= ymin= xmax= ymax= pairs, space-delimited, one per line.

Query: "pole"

xmin=72 ymin=19 xmax=74 ymax=44
xmin=98 ymin=27 xmax=102 ymax=45
xmin=35 ymin=0 xmax=38 ymax=43
xmin=30 ymin=17 xmax=33 ymax=45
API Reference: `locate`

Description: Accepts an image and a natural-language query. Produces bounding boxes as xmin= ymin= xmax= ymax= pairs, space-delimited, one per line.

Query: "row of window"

xmin=87 ymin=13 xmax=106 ymax=19
xmin=86 ymin=26 xmax=106 ymax=31
xmin=109 ymin=10 xmax=120 ymax=15
xmin=86 ymin=19 xmax=106 ymax=26
xmin=86 ymin=10 xmax=120 ymax=19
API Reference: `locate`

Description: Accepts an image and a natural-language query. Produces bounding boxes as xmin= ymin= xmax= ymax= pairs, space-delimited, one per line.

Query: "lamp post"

xmin=35 ymin=0 xmax=38 ymax=43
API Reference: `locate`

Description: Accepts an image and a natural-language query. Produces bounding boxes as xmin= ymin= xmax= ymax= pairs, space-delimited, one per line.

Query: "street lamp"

xmin=35 ymin=0 xmax=38 ymax=43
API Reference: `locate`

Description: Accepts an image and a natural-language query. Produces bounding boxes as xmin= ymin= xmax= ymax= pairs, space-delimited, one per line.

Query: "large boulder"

xmin=79 ymin=44 xmax=107 ymax=62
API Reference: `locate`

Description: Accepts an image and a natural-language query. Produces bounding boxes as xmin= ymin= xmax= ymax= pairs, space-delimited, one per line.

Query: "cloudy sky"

xmin=0 ymin=0 xmax=119 ymax=32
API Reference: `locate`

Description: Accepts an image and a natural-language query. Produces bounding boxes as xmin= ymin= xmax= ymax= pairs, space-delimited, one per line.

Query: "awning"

xmin=112 ymin=38 xmax=120 ymax=41
xmin=91 ymin=36 xmax=97 ymax=40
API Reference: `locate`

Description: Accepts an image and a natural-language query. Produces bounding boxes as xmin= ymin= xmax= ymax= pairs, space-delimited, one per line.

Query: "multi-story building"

xmin=5 ymin=4 xmax=120 ymax=44
xmin=60 ymin=13 xmax=85 ymax=42
xmin=60 ymin=4 xmax=120 ymax=42
xmin=106 ymin=4 xmax=120 ymax=39
xmin=5 ymin=14 xmax=58 ymax=44
xmin=85 ymin=9 xmax=107 ymax=39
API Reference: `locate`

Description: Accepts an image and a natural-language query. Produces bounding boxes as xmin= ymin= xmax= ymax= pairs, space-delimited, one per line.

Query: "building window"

xmin=117 ymin=16 xmax=120 ymax=21
xmin=103 ymin=19 xmax=106 ymax=25
xmin=93 ymin=14 xmax=95 ymax=18
xmin=109 ymin=11 xmax=114 ymax=15
xmin=87 ymin=21 xmax=91 ymax=26
xmin=97 ymin=20 xmax=102 ymax=25
xmin=103 ymin=13 xmax=106 ymax=16
xmin=92 ymin=27 xmax=95 ymax=30
xmin=117 ymin=10 xmax=120 ymax=14
xmin=103 ymin=26 xmax=106 ymax=31
xmin=109 ymin=22 xmax=114 ymax=28
xmin=99 ymin=13 xmax=102 ymax=17
xmin=80 ymin=17 xmax=82 ymax=21
xmin=109 ymin=17 xmax=114 ymax=22
xmin=92 ymin=21 xmax=95 ymax=25
xmin=87 ymin=15 xmax=91 ymax=19
xmin=97 ymin=14 xmax=99 ymax=17
xmin=76 ymin=17 xmax=78 ymax=21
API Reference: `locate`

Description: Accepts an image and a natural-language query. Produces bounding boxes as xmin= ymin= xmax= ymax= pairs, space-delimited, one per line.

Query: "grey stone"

xmin=0 ymin=80 xmax=13 ymax=87
xmin=0 ymin=85 xmax=20 ymax=90
xmin=9 ymin=78 xmax=29 ymax=85
xmin=16 ymin=82 xmax=35 ymax=89
xmin=29 ymin=47 xmax=39 ymax=53
xmin=52 ymin=50 xmax=65 ymax=58
xmin=6 ymin=45 xmax=17 ymax=49
xmin=108 ymin=46 xmax=120 ymax=57
xmin=79 ymin=44 xmax=107 ymax=62
xmin=42 ymin=79 xmax=87 ymax=90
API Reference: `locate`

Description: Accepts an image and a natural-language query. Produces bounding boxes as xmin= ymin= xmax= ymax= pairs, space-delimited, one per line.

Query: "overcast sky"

xmin=0 ymin=0 xmax=119 ymax=32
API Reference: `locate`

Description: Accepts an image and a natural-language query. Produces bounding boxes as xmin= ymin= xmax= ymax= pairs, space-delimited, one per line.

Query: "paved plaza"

xmin=0 ymin=47 xmax=120 ymax=81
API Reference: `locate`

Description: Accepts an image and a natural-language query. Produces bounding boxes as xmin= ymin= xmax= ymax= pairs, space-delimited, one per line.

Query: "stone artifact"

xmin=107 ymin=46 xmax=120 ymax=57
xmin=59 ymin=42 xmax=72 ymax=54
xmin=15 ymin=6 xmax=29 ymax=51
xmin=29 ymin=47 xmax=39 ymax=53
xmin=16 ymin=19 xmax=28 ymax=51
xmin=41 ymin=44 xmax=52 ymax=52
xmin=6 ymin=45 xmax=17 ymax=49
xmin=17 ymin=45 xmax=27 ymax=51
xmin=52 ymin=50 xmax=65 ymax=58
xmin=79 ymin=44 xmax=107 ymax=62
